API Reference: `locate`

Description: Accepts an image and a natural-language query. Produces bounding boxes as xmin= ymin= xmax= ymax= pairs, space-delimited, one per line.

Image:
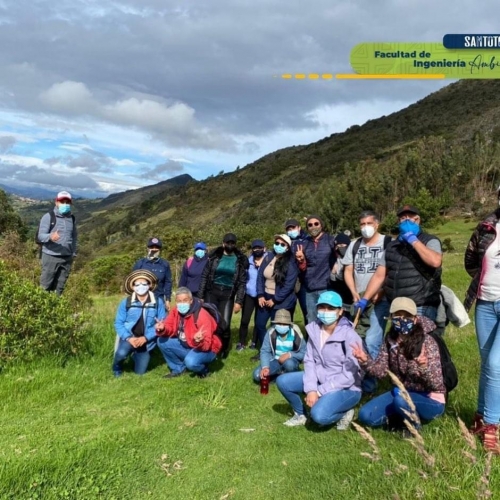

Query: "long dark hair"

xmin=274 ymin=250 xmax=292 ymax=287
xmin=387 ymin=321 xmax=425 ymax=360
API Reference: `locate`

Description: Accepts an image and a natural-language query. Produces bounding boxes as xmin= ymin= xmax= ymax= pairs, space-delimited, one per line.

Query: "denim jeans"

xmin=276 ymin=371 xmax=362 ymax=425
xmin=252 ymin=357 xmax=300 ymax=383
xmin=112 ymin=339 xmax=151 ymax=375
xmin=255 ymin=298 xmax=278 ymax=347
xmin=475 ymin=299 xmax=500 ymax=424
xmin=157 ymin=337 xmax=216 ymax=375
xmin=416 ymin=305 xmax=437 ymax=322
xmin=305 ymin=289 xmax=327 ymax=324
xmin=358 ymin=389 xmax=445 ymax=428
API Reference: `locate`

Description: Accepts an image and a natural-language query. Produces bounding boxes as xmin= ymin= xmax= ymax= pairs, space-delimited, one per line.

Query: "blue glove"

xmin=401 ymin=231 xmax=418 ymax=245
xmin=353 ymin=298 xmax=369 ymax=315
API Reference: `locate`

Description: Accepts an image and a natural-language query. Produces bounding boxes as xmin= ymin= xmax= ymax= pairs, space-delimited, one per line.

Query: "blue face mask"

xmin=392 ymin=317 xmax=415 ymax=335
xmin=177 ymin=303 xmax=190 ymax=315
xmin=195 ymin=249 xmax=205 ymax=259
xmin=287 ymin=230 xmax=299 ymax=239
xmin=275 ymin=324 xmax=290 ymax=335
xmin=317 ymin=311 xmax=338 ymax=325
xmin=274 ymin=244 xmax=288 ymax=255
xmin=398 ymin=220 xmax=420 ymax=236
xmin=58 ymin=204 xmax=71 ymax=215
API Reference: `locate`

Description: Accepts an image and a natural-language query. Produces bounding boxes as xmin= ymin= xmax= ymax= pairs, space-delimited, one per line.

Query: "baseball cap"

xmin=56 ymin=191 xmax=72 ymax=203
xmin=223 ymin=233 xmax=237 ymax=243
xmin=317 ymin=291 xmax=343 ymax=308
xmin=147 ymin=237 xmax=162 ymax=248
xmin=397 ymin=205 xmax=420 ymax=217
xmin=389 ymin=297 xmax=417 ymax=316
xmin=274 ymin=234 xmax=292 ymax=247
xmin=285 ymin=218 xmax=300 ymax=229
xmin=251 ymin=239 xmax=265 ymax=248
xmin=194 ymin=242 xmax=207 ymax=250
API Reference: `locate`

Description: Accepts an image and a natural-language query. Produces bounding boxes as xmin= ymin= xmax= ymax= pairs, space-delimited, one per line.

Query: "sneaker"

xmin=235 ymin=343 xmax=246 ymax=352
xmin=283 ymin=413 xmax=307 ymax=427
xmin=163 ymin=371 xmax=185 ymax=379
xmin=249 ymin=343 xmax=257 ymax=350
xmin=482 ymin=424 xmax=500 ymax=454
xmin=336 ymin=409 xmax=355 ymax=431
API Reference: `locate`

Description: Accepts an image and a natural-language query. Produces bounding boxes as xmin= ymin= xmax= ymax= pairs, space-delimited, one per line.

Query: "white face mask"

xmin=360 ymin=226 xmax=375 ymax=239
xmin=134 ymin=284 xmax=150 ymax=296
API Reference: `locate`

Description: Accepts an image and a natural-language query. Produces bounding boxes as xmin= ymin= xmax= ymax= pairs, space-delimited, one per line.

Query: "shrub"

xmin=88 ymin=254 xmax=136 ymax=294
xmin=442 ymin=237 xmax=455 ymax=252
xmin=0 ymin=261 xmax=91 ymax=364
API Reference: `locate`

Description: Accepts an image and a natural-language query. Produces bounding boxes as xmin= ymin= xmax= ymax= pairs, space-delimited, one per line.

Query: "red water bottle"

xmin=260 ymin=375 xmax=269 ymax=395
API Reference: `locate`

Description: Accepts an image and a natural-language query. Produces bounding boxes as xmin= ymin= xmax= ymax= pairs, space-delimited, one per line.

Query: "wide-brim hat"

xmin=271 ymin=309 xmax=293 ymax=325
xmin=124 ymin=270 xmax=158 ymax=294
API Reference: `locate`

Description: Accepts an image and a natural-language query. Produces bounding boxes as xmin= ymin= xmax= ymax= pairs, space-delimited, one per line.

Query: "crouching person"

xmin=112 ymin=270 xmax=166 ymax=377
xmin=252 ymin=309 xmax=306 ymax=384
xmin=276 ymin=291 xmax=363 ymax=429
xmin=352 ymin=297 xmax=446 ymax=434
xmin=156 ymin=287 xmax=222 ymax=378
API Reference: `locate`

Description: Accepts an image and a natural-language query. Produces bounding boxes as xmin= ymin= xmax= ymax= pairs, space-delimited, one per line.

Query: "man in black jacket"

xmin=198 ymin=233 xmax=249 ymax=358
xmin=354 ymin=205 xmax=442 ymax=322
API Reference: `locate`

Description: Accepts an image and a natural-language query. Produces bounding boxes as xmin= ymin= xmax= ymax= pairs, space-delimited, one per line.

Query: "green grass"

xmin=0 ymin=219 xmax=498 ymax=499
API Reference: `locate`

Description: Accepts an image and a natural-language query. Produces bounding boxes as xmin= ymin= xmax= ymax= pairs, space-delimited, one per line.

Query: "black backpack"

xmin=35 ymin=209 xmax=75 ymax=257
xmin=193 ymin=302 xmax=227 ymax=340
xmin=427 ymin=331 xmax=458 ymax=394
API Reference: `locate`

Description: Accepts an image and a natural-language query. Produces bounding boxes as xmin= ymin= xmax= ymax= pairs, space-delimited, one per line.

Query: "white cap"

xmin=56 ymin=191 xmax=72 ymax=202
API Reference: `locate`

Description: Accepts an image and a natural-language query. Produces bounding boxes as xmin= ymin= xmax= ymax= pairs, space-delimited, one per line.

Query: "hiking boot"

xmin=336 ymin=409 xmax=355 ymax=431
xmin=235 ymin=343 xmax=246 ymax=352
xmin=482 ymin=424 xmax=500 ymax=454
xmin=470 ymin=412 xmax=484 ymax=435
xmin=163 ymin=371 xmax=185 ymax=379
xmin=283 ymin=413 xmax=307 ymax=427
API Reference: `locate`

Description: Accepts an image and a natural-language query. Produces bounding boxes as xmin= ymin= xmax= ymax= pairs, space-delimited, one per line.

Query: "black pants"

xmin=238 ymin=294 xmax=258 ymax=345
xmin=205 ymin=286 xmax=234 ymax=354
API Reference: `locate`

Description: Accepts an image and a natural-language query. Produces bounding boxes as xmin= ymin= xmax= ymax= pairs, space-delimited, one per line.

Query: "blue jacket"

xmin=245 ymin=254 xmax=260 ymax=297
xmin=178 ymin=255 xmax=208 ymax=295
xmin=257 ymin=251 xmax=299 ymax=310
xmin=302 ymin=232 xmax=337 ymax=292
xmin=260 ymin=324 xmax=306 ymax=368
xmin=38 ymin=207 xmax=77 ymax=257
xmin=133 ymin=257 xmax=172 ymax=301
xmin=114 ymin=293 xmax=167 ymax=351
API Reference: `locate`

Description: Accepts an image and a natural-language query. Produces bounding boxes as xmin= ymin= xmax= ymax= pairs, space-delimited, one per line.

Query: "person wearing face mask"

xmin=252 ymin=234 xmax=299 ymax=360
xmin=37 ymin=191 xmax=78 ymax=295
xmin=276 ymin=291 xmax=363 ymax=429
xmin=112 ymin=270 xmax=166 ymax=377
xmin=198 ymin=233 xmax=249 ymax=358
xmin=352 ymin=297 xmax=446 ymax=434
xmin=343 ymin=211 xmax=392 ymax=393
xmin=295 ymin=214 xmax=337 ymax=324
xmin=463 ymin=185 xmax=500 ymax=453
xmin=236 ymin=239 xmax=266 ymax=352
xmin=156 ymin=287 xmax=222 ymax=378
xmin=178 ymin=242 xmax=209 ymax=298
xmin=133 ymin=237 xmax=173 ymax=311
xmin=328 ymin=233 xmax=354 ymax=316
xmin=354 ymin=205 xmax=442 ymax=323
xmin=252 ymin=309 xmax=306 ymax=383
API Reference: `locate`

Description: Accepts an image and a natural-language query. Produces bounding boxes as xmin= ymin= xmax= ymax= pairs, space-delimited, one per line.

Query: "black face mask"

xmin=252 ymin=250 xmax=264 ymax=258
xmin=224 ymin=244 xmax=235 ymax=253
xmin=336 ymin=247 xmax=347 ymax=257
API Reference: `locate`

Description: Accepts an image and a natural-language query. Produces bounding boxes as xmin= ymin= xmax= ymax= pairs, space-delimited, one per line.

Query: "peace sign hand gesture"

xmin=295 ymin=244 xmax=304 ymax=262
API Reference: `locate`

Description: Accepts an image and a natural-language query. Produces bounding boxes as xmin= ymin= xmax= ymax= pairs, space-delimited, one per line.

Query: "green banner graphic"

xmin=350 ymin=42 xmax=500 ymax=78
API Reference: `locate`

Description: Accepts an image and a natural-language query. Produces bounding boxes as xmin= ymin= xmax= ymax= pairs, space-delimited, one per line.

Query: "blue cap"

xmin=251 ymin=239 xmax=265 ymax=248
xmin=317 ymin=291 xmax=342 ymax=308
xmin=194 ymin=242 xmax=207 ymax=250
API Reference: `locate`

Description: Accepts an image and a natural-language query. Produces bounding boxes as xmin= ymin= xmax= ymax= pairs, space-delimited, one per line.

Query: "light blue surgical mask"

xmin=195 ymin=249 xmax=205 ymax=258
xmin=275 ymin=324 xmax=290 ymax=335
xmin=133 ymin=284 xmax=149 ymax=296
xmin=274 ymin=243 xmax=288 ymax=255
xmin=287 ymin=230 xmax=299 ymax=239
xmin=177 ymin=303 xmax=190 ymax=315
xmin=317 ymin=311 xmax=338 ymax=325
xmin=58 ymin=204 xmax=71 ymax=215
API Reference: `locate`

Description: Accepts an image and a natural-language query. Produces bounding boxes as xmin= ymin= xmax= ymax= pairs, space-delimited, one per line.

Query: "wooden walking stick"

xmin=353 ymin=307 xmax=362 ymax=329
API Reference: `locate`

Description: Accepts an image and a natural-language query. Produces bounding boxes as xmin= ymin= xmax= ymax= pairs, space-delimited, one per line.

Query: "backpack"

xmin=351 ymin=235 xmax=392 ymax=263
xmin=193 ymin=302 xmax=227 ymax=340
xmin=187 ymin=257 xmax=194 ymax=269
xmin=427 ymin=331 xmax=458 ymax=395
xmin=35 ymin=209 xmax=75 ymax=258
xmin=125 ymin=294 xmax=159 ymax=314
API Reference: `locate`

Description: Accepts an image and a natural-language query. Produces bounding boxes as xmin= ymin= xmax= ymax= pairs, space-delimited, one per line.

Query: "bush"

xmin=88 ymin=254 xmax=136 ymax=294
xmin=0 ymin=261 xmax=91 ymax=364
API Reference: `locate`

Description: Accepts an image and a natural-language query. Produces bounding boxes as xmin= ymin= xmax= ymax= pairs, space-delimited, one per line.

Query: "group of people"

xmin=36 ymin=188 xmax=500 ymax=453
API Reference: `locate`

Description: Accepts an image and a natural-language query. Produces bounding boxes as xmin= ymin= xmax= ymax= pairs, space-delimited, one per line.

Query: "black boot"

xmin=221 ymin=336 xmax=231 ymax=359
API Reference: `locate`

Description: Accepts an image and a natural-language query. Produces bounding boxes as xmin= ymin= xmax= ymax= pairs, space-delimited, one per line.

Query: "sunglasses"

xmin=307 ymin=222 xmax=321 ymax=227
xmin=274 ymin=241 xmax=288 ymax=248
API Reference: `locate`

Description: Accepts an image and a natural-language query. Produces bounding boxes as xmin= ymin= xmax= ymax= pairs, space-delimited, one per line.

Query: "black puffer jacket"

xmin=198 ymin=247 xmax=249 ymax=305
xmin=384 ymin=233 xmax=442 ymax=307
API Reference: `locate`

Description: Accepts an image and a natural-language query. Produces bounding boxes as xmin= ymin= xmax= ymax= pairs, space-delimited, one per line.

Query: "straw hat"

xmin=124 ymin=270 xmax=158 ymax=294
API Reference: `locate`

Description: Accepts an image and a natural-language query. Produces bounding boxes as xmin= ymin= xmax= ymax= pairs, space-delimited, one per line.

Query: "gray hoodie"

xmin=38 ymin=207 xmax=77 ymax=257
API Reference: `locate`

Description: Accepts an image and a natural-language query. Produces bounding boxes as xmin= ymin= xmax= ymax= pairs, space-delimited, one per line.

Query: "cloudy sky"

xmin=0 ymin=1 xmax=494 ymax=197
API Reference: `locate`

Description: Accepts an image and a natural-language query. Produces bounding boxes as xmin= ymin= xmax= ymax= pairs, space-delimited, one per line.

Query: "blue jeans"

xmin=276 ymin=371 xmax=362 ymax=425
xmin=112 ymin=339 xmax=151 ymax=375
xmin=475 ymin=299 xmax=500 ymax=424
xmin=252 ymin=357 xmax=300 ymax=383
xmin=305 ymin=289 xmax=327 ymax=324
xmin=358 ymin=389 xmax=445 ymax=428
xmin=157 ymin=337 xmax=216 ymax=375
xmin=255 ymin=301 xmax=277 ymax=347
xmin=416 ymin=305 xmax=437 ymax=322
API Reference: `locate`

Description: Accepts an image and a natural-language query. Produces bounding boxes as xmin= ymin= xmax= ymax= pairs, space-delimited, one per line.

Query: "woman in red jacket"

xmin=156 ymin=287 xmax=222 ymax=378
